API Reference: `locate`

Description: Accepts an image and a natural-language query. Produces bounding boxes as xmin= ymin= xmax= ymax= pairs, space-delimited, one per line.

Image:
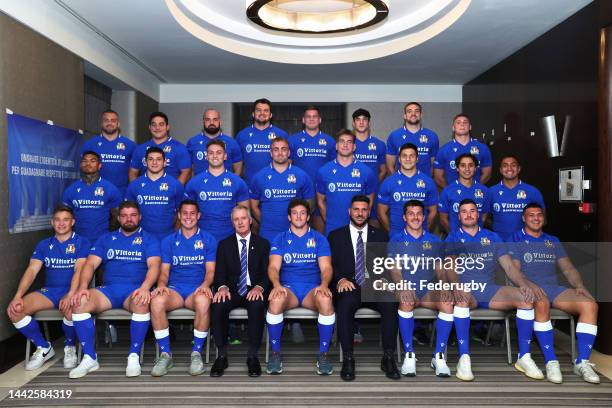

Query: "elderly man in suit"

xmin=211 ymin=205 xmax=270 ymax=377
xmin=328 ymin=195 xmax=400 ymax=381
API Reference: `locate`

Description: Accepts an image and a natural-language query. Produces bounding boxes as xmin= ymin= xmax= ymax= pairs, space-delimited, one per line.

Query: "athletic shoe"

xmin=151 ymin=352 xmax=173 ymax=377
xmin=63 ymin=346 xmax=77 ymax=369
xmin=401 ymin=352 xmax=416 ymax=377
xmin=430 ymin=352 xmax=451 ymax=377
xmin=545 ymin=360 xmax=563 ymax=384
xmin=574 ymin=360 xmax=601 ymax=384
xmin=456 ymin=354 xmax=474 ymax=381
xmin=126 ymin=353 xmax=141 ymax=377
xmin=514 ymin=353 xmax=544 ymax=380
xmin=69 ymin=355 xmax=99 ymax=379
xmin=26 ymin=346 xmax=55 ymax=371
xmin=316 ymin=352 xmax=333 ymax=375
xmin=189 ymin=352 xmax=205 ymax=376
xmin=266 ymin=351 xmax=283 ymax=374
xmin=291 ymin=322 xmax=305 ymax=343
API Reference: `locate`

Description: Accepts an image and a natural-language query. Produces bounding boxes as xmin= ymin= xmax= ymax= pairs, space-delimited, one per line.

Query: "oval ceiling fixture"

xmin=246 ymin=0 xmax=389 ymax=34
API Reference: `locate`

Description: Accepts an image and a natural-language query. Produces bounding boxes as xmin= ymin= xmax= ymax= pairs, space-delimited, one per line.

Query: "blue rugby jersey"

xmin=489 ymin=181 xmax=546 ymax=241
xmin=236 ymin=124 xmax=288 ymax=186
xmin=249 ymin=164 xmax=315 ymax=242
xmin=186 ymin=132 xmax=242 ymax=175
xmin=161 ymin=228 xmax=217 ymax=286
xmin=288 ymin=130 xmax=336 ymax=181
xmin=31 ymin=232 xmax=91 ymax=287
xmin=389 ymin=229 xmax=443 ymax=282
xmin=130 ymin=138 xmax=191 ymax=180
xmin=439 ymin=180 xmax=491 ymax=232
xmin=80 ymin=135 xmax=136 ymax=194
xmin=386 ymin=126 xmax=439 ymax=175
xmin=62 ymin=177 xmax=122 ymax=243
xmin=510 ymin=229 xmax=566 ymax=287
xmin=434 ymin=138 xmax=492 ymax=185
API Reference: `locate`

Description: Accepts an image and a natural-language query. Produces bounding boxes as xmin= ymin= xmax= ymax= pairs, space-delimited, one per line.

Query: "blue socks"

xmin=317 ymin=314 xmax=335 ymax=353
xmin=576 ymin=322 xmax=597 ymax=364
xmin=434 ymin=312 xmax=454 ymax=354
xmin=453 ymin=306 xmax=470 ymax=356
xmin=73 ymin=313 xmax=96 ymax=359
xmin=398 ymin=310 xmax=414 ymax=353
xmin=516 ymin=308 xmax=534 ymax=358
xmin=534 ymin=320 xmax=557 ymax=363
xmin=62 ymin=318 xmax=76 ymax=347
xmin=154 ymin=328 xmax=172 ymax=355
xmin=129 ymin=313 xmax=150 ymax=355
xmin=14 ymin=316 xmax=50 ymax=349
xmin=266 ymin=312 xmax=284 ymax=353
xmin=193 ymin=329 xmax=208 ymax=353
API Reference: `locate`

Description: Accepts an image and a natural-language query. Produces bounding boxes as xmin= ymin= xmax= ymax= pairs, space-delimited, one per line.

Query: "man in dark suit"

xmin=329 ymin=195 xmax=400 ymax=381
xmin=211 ymin=204 xmax=270 ymax=377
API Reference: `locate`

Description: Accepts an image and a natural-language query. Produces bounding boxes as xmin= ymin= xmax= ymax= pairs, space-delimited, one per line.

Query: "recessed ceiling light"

xmin=246 ymin=0 xmax=389 ymax=34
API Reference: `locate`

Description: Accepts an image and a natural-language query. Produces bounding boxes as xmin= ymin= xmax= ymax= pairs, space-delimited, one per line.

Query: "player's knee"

xmin=440 ymin=302 xmax=454 ymax=314
xmin=534 ymin=299 xmax=550 ymax=315
xmin=517 ymin=301 xmax=533 ymax=310
xmin=193 ymin=294 xmax=210 ymax=310
xmin=398 ymin=303 xmax=414 ymax=312
xmin=130 ymin=300 xmax=149 ymax=314
xmin=150 ymin=296 xmax=166 ymax=314
xmin=581 ymin=300 xmax=598 ymax=317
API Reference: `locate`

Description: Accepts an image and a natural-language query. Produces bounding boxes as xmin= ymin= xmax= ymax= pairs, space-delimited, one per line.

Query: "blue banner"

xmin=7 ymin=112 xmax=82 ymax=233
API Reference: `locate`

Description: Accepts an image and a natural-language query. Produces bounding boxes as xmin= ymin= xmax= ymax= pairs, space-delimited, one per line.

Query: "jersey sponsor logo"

xmin=318 ymin=138 xmax=327 ymax=146
xmin=351 ymin=168 xmax=361 ymax=178
xmin=452 ymin=202 xmax=459 ymax=212
xmin=94 ymin=187 xmax=105 ymax=197
xmin=160 ymin=183 xmax=169 ymax=191
xmin=419 ymin=134 xmax=428 ymax=144
xmin=287 ymin=174 xmax=297 ymax=183
xmin=328 ymin=183 xmax=336 ymax=192
xmin=283 ymin=253 xmax=292 ymax=264
xmin=474 ymin=189 xmax=483 ymax=199
xmin=196 ymin=151 xmax=205 ymax=160
xmin=137 ymin=195 xmax=144 ymax=205
xmin=66 ymin=244 xmax=76 ymax=254
xmin=523 ymin=252 xmax=533 ymax=263
xmin=470 ymin=146 xmax=479 ymax=155
xmin=199 ymin=191 xmax=208 ymax=201
xmin=194 ymin=240 xmax=204 ymax=250
xmin=133 ymin=237 xmax=143 ymax=245
xmin=72 ymin=199 xmax=105 ymax=207
xmin=368 ymin=142 xmax=377 ymax=151
xmin=306 ymin=238 xmax=316 ymax=248
xmin=264 ymin=189 xmax=272 ymax=198
xmin=517 ymin=190 xmax=527 ymax=199
xmin=246 ymin=144 xmax=253 ymax=153
xmin=163 ymin=145 xmax=172 ymax=153
xmin=450 ymin=160 xmax=456 ymax=170
xmin=172 ymin=256 xmax=179 ymax=266
xmin=416 ymin=179 xmax=426 ymax=188
xmin=480 ymin=237 xmax=491 ymax=246
xmin=117 ymin=142 xmax=126 ymax=150
xmin=222 ymin=178 xmax=232 ymax=187
xmin=393 ymin=192 xmax=402 ymax=202
xmin=493 ymin=203 xmax=501 ymax=212
xmin=297 ymin=148 xmax=304 ymax=157
xmin=107 ymin=249 xmax=115 ymax=259
xmin=44 ymin=257 xmax=51 ymax=267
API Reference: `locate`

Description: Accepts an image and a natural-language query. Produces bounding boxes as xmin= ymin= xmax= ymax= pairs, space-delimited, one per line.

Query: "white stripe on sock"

xmin=318 ymin=313 xmax=335 ymax=325
xmin=13 ymin=315 xmax=32 ymax=329
xmin=63 ymin=317 xmax=73 ymax=326
xmin=194 ymin=329 xmax=208 ymax=338
xmin=516 ymin=308 xmax=535 ymax=320
xmin=398 ymin=310 xmax=414 ymax=319
xmin=576 ymin=322 xmax=597 ymax=336
xmin=438 ymin=312 xmax=454 ymax=322
xmin=453 ymin=306 xmax=470 ymax=319
xmin=266 ymin=312 xmax=283 ymax=325
xmin=131 ymin=313 xmax=151 ymax=322
xmin=71 ymin=313 xmax=91 ymax=322
xmin=154 ymin=328 xmax=170 ymax=339
xmin=533 ymin=320 xmax=553 ymax=332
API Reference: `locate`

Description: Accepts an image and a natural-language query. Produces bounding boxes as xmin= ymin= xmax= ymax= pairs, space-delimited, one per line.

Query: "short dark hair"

xmin=352 ymin=108 xmax=371 ymax=120
xmin=118 ymin=200 xmax=140 ymax=213
xmin=523 ymin=202 xmax=544 ymax=214
xmin=453 ymin=113 xmax=471 ymax=123
xmin=304 ymin=105 xmax=321 ymax=116
xmin=145 ymin=146 xmax=165 ymax=160
xmin=207 ymin=139 xmax=226 ymax=151
xmin=335 ymin=128 xmax=356 ymax=142
xmin=179 ymin=199 xmax=200 ymax=213
xmin=500 ymin=154 xmax=521 ymax=165
xmin=403 ymin=199 xmax=424 ymax=214
xmin=81 ymin=150 xmax=101 ymax=162
xmin=458 ymin=198 xmax=477 ymax=210
xmin=52 ymin=205 xmax=74 ymax=217
xmin=351 ymin=195 xmax=370 ymax=206
xmin=399 ymin=143 xmax=418 ymax=156
xmin=271 ymin=136 xmax=289 ymax=148
xmin=253 ymin=98 xmax=272 ymax=112
xmin=149 ymin=111 xmax=169 ymax=125
xmin=455 ymin=153 xmax=479 ymax=168
xmin=288 ymin=198 xmax=310 ymax=215
xmin=404 ymin=102 xmax=422 ymax=112
xmin=100 ymin=109 xmax=119 ymax=118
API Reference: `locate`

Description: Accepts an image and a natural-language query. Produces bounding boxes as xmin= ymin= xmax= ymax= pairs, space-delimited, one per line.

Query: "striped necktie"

xmin=355 ymin=231 xmax=365 ymax=286
xmin=238 ymin=239 xmax=248 ymax=296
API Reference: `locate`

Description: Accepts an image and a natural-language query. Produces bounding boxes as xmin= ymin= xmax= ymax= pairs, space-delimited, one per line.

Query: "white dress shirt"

xmin=236 ymin=232 xmax=252 ymax=286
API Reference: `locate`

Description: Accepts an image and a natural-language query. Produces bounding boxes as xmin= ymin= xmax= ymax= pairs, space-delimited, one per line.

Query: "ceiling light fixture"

xmin=246 ymin=0 xmax=389 ymax=34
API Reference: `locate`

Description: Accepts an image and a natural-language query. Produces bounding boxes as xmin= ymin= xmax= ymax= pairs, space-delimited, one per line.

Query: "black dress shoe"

xmin=381 ymin=355 xmax=400 ymax=380
xmin=340 ymin=357 xmax=355 ymax=381
xmin=210 ymin=356 xmax=228 ymax=377
xmin=247 ymin=357 xmax=261 ymax=377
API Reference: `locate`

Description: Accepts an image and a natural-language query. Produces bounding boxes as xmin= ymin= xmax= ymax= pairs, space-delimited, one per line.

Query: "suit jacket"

xmin=214 ymin=233 xmax=270 ymax=293
xmin=328 ymin=224 xmax=389 ymax=287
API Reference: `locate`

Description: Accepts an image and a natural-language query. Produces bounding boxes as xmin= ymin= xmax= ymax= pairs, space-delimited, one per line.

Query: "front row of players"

xmin=8 ymin=197 xmax=600 ymax=384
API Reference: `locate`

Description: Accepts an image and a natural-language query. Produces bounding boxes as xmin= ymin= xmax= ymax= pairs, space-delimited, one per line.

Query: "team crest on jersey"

xmin=194 ymin=240 xmax=204 ymax=250
xmin=474 ymin=189 xmax=483 ymax=198
xmin=420 ymin=134 xmax=428 ymax=144
xmin=368 ymin=142 xmax=376 ymax=151
xmin=160 ymin=183 xmax=169 ymax=191
xmin=66 ymin=244 xmax=76 ymax=254
xmin=163 ymin=145 xmax=172 ymax=153
xmin=470 ymin=146 xmax=479 ymax=155
xmin=287 ymin=174 xmax=297 ymax=183
xmin=196 ymin=151 xmax=205 ymax=160
xmin=351 ymin=168 xmax=361 ymax=178
xmin=416 ymin=179 xmax=426 ymax=188
xmin=94 ymin=187 xmax=104 ymax=196
xmin=306 ymin=238 xmax=316 ymax=248
xmin=132 ymin=237 xmax=143 ymax=245
xmin=318 ymin=138 xmax=327 ymax=146
xmin=450 ymin=160 xmax=456 ymax=169
xmin=268 ymin=132 xmax=277 ymax=140
xmin=422 ymin=241 xmax=432 ymax=250
xmin=544 ymin=240 xmax=554 ymax=248
xmin=116 ymin=142 xmax=125 ymax=150
xmin=480 ymin=237 xmax=491 ymax=246
xmin=517 ymin=190 xmax=527 ymax=199
xmin=222 ymin=178 xmax=232 ymax=187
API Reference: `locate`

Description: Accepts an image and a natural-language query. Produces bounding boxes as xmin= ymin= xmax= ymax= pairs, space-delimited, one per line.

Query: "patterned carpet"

xmin=2 ymin=323 xmax=611 ymax=407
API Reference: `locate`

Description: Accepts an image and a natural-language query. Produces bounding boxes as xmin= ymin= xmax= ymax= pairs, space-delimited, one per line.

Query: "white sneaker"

xmin=63 ymin=346 xmax=77 ymax=369
xmin=430 ymin=352 xmax=451 ymax=377
xmin=400 ymin=352 xmax=417 ymax=377
xmin=456 ymin=354 xmax=474 ymax=381
xmin=69 ymin=355 xmax=99 ymax=379
xmin=574 ymin=360 xmax=601 ymax=384
xmin=545 ymin=360 xmax=563 ymax=384
xmin=25 ymin=345 xmax=55 ymax=370
xmin=126 ymin=353 xmax=141 ymax=377
xmin=514 ymin=353 xmax=544 ymax=380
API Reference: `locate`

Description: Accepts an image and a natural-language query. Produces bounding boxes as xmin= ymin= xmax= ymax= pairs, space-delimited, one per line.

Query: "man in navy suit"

xmin=328 ymin=195 xmax=400 ymax=381
xmin=211 ymin=205 xmax=270 ymax=377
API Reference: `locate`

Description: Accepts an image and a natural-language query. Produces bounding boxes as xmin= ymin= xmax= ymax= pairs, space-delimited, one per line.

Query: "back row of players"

xmin=6 ymin=99 xmax=599 ymax=384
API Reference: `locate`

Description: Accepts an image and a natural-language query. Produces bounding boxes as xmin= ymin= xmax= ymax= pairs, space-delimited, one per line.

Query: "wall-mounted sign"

xmin=559 ymin=166 xmax=583 ymax=203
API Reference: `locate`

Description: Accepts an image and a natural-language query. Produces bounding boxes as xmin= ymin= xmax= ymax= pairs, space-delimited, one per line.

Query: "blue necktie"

xmin=355 ymin=231 xmax=365 ymax=286
xmin=238 ymin=239 xmax=248 ymax=297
